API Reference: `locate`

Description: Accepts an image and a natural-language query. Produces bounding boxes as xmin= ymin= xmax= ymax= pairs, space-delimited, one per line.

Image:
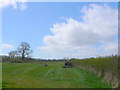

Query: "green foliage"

xmin=2 ymin=56 xmax=36 ymax=63
xmin=70 ymin=55 xmax=118 ymax=87
xmin=11 ymin=59 xmax=23 ymax=63
xmin=71 ymin=55 xmax=118 ymax=74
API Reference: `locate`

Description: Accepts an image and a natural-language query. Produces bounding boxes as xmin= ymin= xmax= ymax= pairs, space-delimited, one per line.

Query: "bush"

xmin=11 ymin=59 xmax=22 ymax=63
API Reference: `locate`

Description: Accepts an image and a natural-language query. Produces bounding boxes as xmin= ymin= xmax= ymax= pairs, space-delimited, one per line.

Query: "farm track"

xmin=2 ymin=62 xmax=111 ymax=88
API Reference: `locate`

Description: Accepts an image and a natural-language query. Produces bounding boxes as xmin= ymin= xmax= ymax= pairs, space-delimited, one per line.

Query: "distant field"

xmin=2 ymin=62 xmax=111 ymax=88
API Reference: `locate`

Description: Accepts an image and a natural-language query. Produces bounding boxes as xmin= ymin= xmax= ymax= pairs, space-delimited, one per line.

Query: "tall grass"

xmin=70 ymin=55 xmax=119 ymax=87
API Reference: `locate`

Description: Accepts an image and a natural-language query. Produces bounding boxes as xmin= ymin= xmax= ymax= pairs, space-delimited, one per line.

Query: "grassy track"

xmin=2 ymin=62 xmax=111 ymax=88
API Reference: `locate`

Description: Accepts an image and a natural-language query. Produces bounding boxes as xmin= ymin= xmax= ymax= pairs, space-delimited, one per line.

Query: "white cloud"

xmin=0 ymin=0 xmax=28 ymax=10
xmin=38 ymin=4 xmax=118 ymax=59
xmin=102 ymin=42 xmax=118 ymax=56
xmin=0 ymin=54 xmax=8 ymax=56
xmin=1 ymin=44 xmax=14 ymax=49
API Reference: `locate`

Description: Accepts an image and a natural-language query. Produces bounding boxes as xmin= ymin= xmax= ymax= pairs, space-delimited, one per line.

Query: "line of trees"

xmin=9 ymin=42 xmax=33 ymax=60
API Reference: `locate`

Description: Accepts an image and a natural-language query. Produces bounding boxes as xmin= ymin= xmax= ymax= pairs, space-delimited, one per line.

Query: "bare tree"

xmin=17 ymin=42 xmax=33 ymax=60
xmin=9 ymin=51 xmax=17 ymax=58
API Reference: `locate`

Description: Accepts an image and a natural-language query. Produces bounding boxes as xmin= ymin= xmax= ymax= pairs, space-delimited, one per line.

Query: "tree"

xmin=9 ymin=51 xmax=17 ymax=58
xmin=17 ymin=42 xmax=33 ymax=60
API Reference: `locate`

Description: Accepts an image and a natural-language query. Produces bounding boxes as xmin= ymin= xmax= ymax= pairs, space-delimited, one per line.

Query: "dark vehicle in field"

xmin=63 ymin=61 xmax=72 ymax=68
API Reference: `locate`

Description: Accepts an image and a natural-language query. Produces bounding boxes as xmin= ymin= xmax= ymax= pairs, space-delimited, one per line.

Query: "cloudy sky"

xmin=1 ymin=1 xmax=118 ymax=59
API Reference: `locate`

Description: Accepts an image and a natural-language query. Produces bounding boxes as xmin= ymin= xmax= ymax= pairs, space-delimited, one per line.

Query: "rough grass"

xmin=70 ymin=55 xmax=118 ymax=87
xmin=2 ymin=62 xmax=111 ymax=88
xmin=0 ymin=63 xmax=2 ymax=89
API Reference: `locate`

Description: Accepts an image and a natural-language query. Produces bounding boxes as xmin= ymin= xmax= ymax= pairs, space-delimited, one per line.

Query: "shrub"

xmin=11 ymin=59 xmax=22 ymax=63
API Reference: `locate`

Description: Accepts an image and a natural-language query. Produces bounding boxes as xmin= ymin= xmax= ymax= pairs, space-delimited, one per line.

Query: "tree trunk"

xmin=22 ymin=50 xmax=25 ymax=60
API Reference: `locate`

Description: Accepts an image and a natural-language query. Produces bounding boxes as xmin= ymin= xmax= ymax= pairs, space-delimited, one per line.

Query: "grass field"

xmin=0 ymin=63 xmax=2 ymax=89
xmin=2 ymin=62 xmax=111 ymax=88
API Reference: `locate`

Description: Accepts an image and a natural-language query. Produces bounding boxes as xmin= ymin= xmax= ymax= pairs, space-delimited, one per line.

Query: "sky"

xmin=0 ymin=1 xmax=118 ymax=59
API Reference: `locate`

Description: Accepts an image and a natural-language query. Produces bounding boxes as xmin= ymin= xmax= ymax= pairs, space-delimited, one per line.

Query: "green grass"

xmin=2 ymin=62 xmax=111 ymax=88
xmin=71 ymin=56 xmax=118 ymax=74
xmin=70 ymin=56 xmax=118 ymax=87
xmin=0 ymin=63 xmax=2 ymax=89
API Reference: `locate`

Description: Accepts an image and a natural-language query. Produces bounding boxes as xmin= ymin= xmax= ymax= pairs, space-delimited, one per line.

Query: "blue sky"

xmin=1 ymin=2 xmax=118 ymax=59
